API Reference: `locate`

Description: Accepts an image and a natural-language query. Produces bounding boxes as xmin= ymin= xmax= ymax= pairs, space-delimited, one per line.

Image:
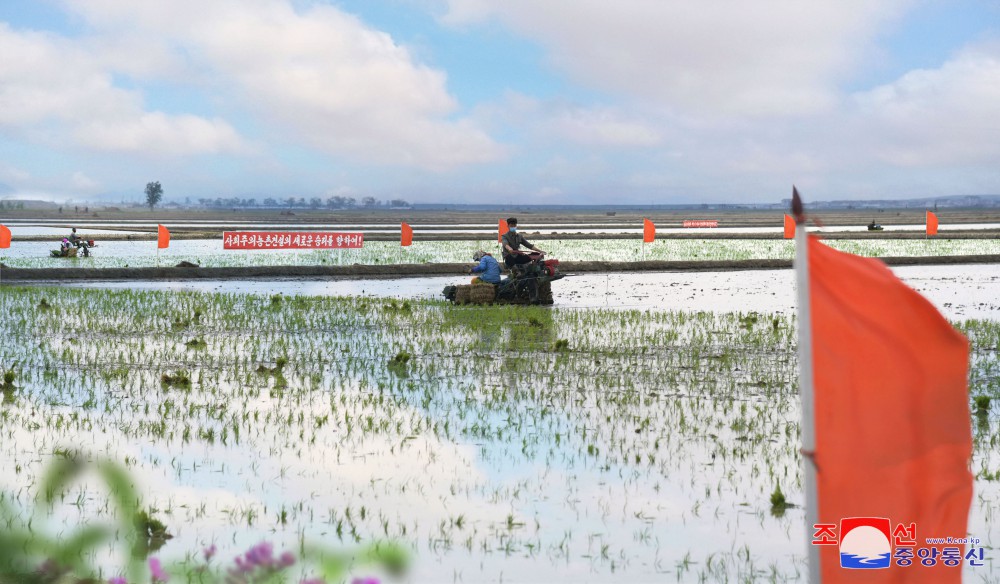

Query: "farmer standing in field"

xmin=500 ymin=217 xmax=545 ymax=268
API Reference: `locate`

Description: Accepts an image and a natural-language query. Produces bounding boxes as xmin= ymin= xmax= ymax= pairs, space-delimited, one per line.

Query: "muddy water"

xmin=54 ymin=264 xmax=1000 ymax=321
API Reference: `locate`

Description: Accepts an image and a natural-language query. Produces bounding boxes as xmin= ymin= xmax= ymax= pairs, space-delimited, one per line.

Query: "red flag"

xmin=400 ymin=222 xmax=413 ymax=247
xmin=157 ymin=224 xmax=170 ymax=249
xmin=783 ymin=214 xmax=795 ymax=239
xmin=642 ymin=218 xmax=655 ymax=243
xmin=0 ymin=224 xmax=10 ymax=249
xmin=498 ymin=219 xmax=509 ymax=243
xmin=926 ymin=211 xmax=939 ymax=236
xmin=806 ymin=235 xmax=971 ymax=583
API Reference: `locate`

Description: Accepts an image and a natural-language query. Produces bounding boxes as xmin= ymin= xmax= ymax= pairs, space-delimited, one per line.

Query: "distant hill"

xmin=777 ymin=194 xmax=1000 ymax=210
xmin=418 ymin=194 xmax=1000 ymax=211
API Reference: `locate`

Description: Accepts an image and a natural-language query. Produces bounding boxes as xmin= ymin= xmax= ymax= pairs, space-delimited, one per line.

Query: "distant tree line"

xmin=194 ymin=196 xmax=410 ymax=209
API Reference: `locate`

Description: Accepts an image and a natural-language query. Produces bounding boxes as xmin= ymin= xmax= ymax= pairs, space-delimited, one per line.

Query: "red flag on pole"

xmin=783 ymin=214 xmax=795 ymax=239
xmin=801 ymin=234 xmax=971 ymax=583
xmin=400 ymin=222 xmax=413 ymax=247
xmin=157 ymin=224 xmax=170 ymax=249
xmin=926 ymin=211 xmax=939 ymax=236
xmin=498 ymin=219 xmax=509 ymax=243
xmin=0 ymin=224 xmax=10 ymax=249
xmin=642 ymin=218 xmax=655 ymax=243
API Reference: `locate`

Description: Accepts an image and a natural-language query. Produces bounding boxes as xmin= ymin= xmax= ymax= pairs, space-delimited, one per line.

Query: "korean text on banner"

xmin=223 ymin=232 xmax=365 ymax=250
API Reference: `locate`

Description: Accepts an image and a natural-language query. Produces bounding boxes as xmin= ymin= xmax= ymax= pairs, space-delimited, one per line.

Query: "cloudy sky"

xmin=1 ymin=0 xmax=998 ymax=205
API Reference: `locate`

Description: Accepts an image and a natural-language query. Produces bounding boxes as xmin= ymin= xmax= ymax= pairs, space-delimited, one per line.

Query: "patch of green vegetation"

xmin=160 ymin=371 xmax=192 ymax=389
xmin=769 ymin=485 xmax=793 ymax=517
xmin=975 ymin=395 xmax=991 ymax=416
xmin=184 ymin=337 xmax=207 ymax=349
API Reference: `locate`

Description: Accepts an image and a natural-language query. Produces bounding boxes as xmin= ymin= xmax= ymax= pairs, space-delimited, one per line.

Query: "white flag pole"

xmin=793 ymin=190 xmax=820 ymax=583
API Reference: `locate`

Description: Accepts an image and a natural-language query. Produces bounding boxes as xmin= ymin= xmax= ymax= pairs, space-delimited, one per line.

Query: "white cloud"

xmin=440 ymin=0 xmax=910 ymax=116
xmin=0 ymin=23 xmax=247 ymax=156
xmin=60 ymin=0 xmax=505 ymax=170
xmin=71 ymin=171 xmax=99 ymax=190
xmin=73 ymin=113 xmax=246 ymax=156
xmin=0 ymin=163 xmax=31 ymax=184
xmin=547 ymin=105 xmax=661 ymax=147
xmin=477 ymin=93 xmax=661 ymax=148
xmin=850 ymin=43 xmax=1000 ymax=167
xmin=2 ymin=0 xmax=997 ymax=202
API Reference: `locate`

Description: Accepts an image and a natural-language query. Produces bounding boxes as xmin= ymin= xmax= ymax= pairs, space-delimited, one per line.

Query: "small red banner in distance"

xmin=682 ymin=220 xmax=719 ymax=228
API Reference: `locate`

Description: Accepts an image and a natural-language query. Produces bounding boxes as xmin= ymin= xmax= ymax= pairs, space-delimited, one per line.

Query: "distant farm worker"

xmin=500 ymin=217 xmax=545 ymax=268
xmin=469 ymin=250 xmax=501 ymax=284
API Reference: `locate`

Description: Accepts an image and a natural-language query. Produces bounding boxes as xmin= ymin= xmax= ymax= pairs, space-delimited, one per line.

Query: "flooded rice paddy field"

xmin=10 ymin=221 xmax=1000 ymax=240
xmin=1 ymin=284 xmax=999 ymax=582
xmin=4 ymin=238 xmax=1000 ymax=269
xmin=57 ymin=263 xmax=1000 ymax=321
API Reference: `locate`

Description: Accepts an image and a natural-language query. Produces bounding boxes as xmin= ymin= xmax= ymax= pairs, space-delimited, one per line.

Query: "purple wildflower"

xmin=351 ymin=578 xmax=379 ymax=584
xmin=244 ymin=541 xmax=274 ymax=568
xmin=149 ymin=557 xmax=168 ymax=582
xmin=203 ymin=544 xmax=218 ymax=562
xmin=109 ymin=577 xmax=127 ymax=584
xmin=228 ymin=541 xmax=299 ymax=579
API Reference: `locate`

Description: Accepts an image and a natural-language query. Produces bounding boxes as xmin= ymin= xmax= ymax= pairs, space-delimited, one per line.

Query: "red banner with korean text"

xmin=223 ymin=231 xmax=364 ymax=250
xmin=682 ymin=220 xmax=718 ymax=228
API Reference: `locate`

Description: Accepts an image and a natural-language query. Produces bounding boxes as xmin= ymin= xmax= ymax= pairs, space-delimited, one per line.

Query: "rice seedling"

xmin=0 ymin=286 xmax=995 ymax=582
xmin=4 ymin=237 xmax=1000 ymax=269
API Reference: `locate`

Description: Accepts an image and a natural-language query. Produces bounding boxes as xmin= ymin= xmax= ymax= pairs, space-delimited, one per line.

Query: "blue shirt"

xmin=471 ymin=254 xmax=501 ymax=283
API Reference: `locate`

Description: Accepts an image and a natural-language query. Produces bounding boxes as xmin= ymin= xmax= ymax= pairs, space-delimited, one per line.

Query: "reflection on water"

xmin=8 ymin=219 xmax=1000 ymax=233
xmin=5 ymin=237 xmax=1000 ymax=270
xmin=53 ymin=263 xmax=1000 ymax=321
xmin=0 ymin=289 xmax=817 ymax=581
xmin=2 ymin=275 xmax=997 ymax=582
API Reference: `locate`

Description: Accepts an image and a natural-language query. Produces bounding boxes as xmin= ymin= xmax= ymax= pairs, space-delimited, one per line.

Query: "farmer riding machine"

xmin=443 ymin=251 xmax=563 ymax=306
